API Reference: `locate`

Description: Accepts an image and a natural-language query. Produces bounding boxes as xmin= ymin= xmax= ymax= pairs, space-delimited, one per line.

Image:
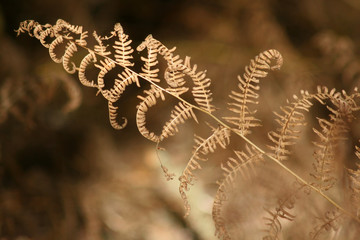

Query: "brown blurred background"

xmin=1 ymin=0 xmax=360 ymax=239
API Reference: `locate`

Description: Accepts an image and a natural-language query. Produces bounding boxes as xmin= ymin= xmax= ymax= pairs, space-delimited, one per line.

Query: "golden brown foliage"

xmin=15 ymin=18 xmax=360 ymax=240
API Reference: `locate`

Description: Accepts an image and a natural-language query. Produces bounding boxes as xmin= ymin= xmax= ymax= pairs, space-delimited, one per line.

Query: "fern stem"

xmin=77 ymin=42 xmax=360 ymax=224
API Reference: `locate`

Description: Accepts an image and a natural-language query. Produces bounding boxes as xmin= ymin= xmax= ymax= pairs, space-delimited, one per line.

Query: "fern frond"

xmin=136 ymin=86 xmax=165 ymax=142
xmin=62 ymin=42 xmax=78 ymax=74
xmin=137 ymin=35 xmax=160 ymax=83
xmin=160 ymin=101 xmax=198 ymax=141
xmin=224 ymin=49 xmax=283 ymax=135
xmin=95 ymin=58 xmax=117 ymax=100
xmin=164 ymin=66 xmax=186 ymax=88
xmin=75 ymin=29 xmax=88 ymax=47
xmin=16 ymin=20 xmax=40 ymax=36
xmin=179 ymin=125 xmax=231 ymax=217
xmin=263 ymin=209 xmax=282 ymax=240
xmin=310 ymin=100 xmax=350 ymax=191
xmin=112 ymin=23 xmax=134 ymax=67
xmin=165 ymin=86 xmax=189 ymax=96
xmin=17 ymin=19 xmax=360 ymax=239
xmin=107 ymin=100 xmax=127 ymax=130
xmin=310 ymin=209 xmax=343 ymax=240
xmin=78 ymin=51 xmax=98 ymax=88
xmin=347 ymin=145 xmax=360 ymax=218
xmin=263 ymin=181 xmax=309 ymax=240
xmin=268 ymin=86 xmax=353 ymax=163
xmin=212 ymin=145 xmax=263 ymax=240
xmin=48 ymin=35 xmax=64 ymax=63
xmin=179 ymin=56 xmax=215 ymax=112
xmin=93 ymin=31 xmax=111 ymax=56
xmin=267 ymin=92 xmax=313 ymax=161
xmin=54 ymin=19 xmax=84 ymax=35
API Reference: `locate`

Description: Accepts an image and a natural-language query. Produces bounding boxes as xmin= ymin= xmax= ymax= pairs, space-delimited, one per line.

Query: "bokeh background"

xmin=1 ymin=0 xmax=360 ymax=239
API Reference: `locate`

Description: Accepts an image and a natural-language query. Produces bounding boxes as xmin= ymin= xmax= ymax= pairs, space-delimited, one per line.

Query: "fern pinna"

xmin=16 ymin=19 xmax=360 ymax=239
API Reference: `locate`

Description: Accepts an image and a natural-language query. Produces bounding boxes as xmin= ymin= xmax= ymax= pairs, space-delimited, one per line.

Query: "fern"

xmin=179 ymin=124 xmax=231 ymax=217
xmin=212 ymin=145 xmax=263 ymax=240
xmin=224 ymin=49 xmax=283 ymax=135
xmin=348 ymin=145 xmax=360 ymax=218
xmin=15 ymin=19 xmax=360 ymax=240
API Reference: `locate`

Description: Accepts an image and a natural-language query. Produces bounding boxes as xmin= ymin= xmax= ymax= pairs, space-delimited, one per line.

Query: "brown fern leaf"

xmin=267 ymin=91 xmax=314 ymax=161
xmin=309 ymin=88 xmax=357 ymax=191
xmin=54 ymin=19 xmax=84 ymax=36
xmin=112 ymin=23 xmax=134 ymax=67
xmin=179 ymin=125 xmax=231 ymax=217
xmin=136 ymin=35 xmax=193 ymax=98
xmin=310 ymin=114 xmax=349 ymax=191
xmin=93 ymin=31 xmax=112 ymax=56
xmin=48 ymin=35 xmax=64 ymax=63
xmin=16 ymin=19 xmax=142 ymax=131
xmin=310 ymin=209 xmax=343 ymax=240
xmin=212 ymin=145 xmax=263 ymax=240
xmin=78 ymin=51 xmax=98 ymax=88
xmin=160 ymin=101 xmax=198 ymax=141
xmin=164 ymin=66 xmax=186 ymax=88
xmin=108 ymin=101 xmax=127 ymax=130
xmin=137 ymin=35 xmax=161 ymax=83
xmin=16 ymin=20 xmax=40 ymax=37
xmin=268 ymin=86 xmax=356 ymax=163
xmin=95 ymin=58 xmax=117 ymax=101
xmin=138 ymin=36 xmax=213 ymax=110
xmin=347 ymin=145 xmax=360 ymax=218
xmin=179 ymin=56 xmax=216 ymax=112
xmin=136 ymin=86 xmax=165 ymax=142
xmin=224 ymin=49 xmax=283 ymax=135
xmin=62 ymin=42 xmax=78 ymax=74
xmin=137 ymin=89 xmax=197 ymax=143
xmin=138 ymin=34 xmax=188 ymax=88
xmin=263 ymin=181 xmax=310 ymax=240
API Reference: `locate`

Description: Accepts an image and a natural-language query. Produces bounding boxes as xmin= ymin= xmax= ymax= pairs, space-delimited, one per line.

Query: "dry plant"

xmin=15 ymin=19 xmax=360 ymax=240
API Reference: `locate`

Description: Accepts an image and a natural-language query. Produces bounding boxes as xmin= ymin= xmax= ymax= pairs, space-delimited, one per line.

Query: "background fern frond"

xmin=212 ymin=145 xmax=263 ymax=240
xmin=347 ymin=144 xmax=360 ymax=218
xmin=267 ymin=92 xmax=314 ymax=161
xmin=310 ymin=114 xmax=349 ymax=191
xmin=310 ymin=209 xmax=343 ymax=240
xmin=263 ymin=181 xmax=309 ymax=240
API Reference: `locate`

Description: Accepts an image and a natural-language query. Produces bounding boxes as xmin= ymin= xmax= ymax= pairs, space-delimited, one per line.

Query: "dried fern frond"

xmin=348 ymin=145 xmax=360 ymax=218
xmin=263 ymin=181 xmax=310 ymax=240
xmin=310 ymin=114 xmax=349 ymax=191
xmin=179 ymin=125 xmax=231 ymax=217
xmin=16 ymin=19 xmax=142 ymax=129
xmin=267 ymin=86 xmax=352 ymax=162
xmin=112 ymin=23 xmax=134 ymax=67
xmin=136 ymin=86 xmax=165 ymax=142
xmin=16 ymin=19 xmax=360 ymax=240
xmin=62 ymin=42 xmax=78 ymax=74
xmin=310 ymin=209 xmax=343 ymax=240
xmin=310 ymin=88 xmax=359 ymax=191
xmin=267 ymin=91 xmax=314 ymax=161
xmin=212 ymin=145 xmax=263 ymax=240
xmin=137 ymin=35 xmax=161 ymax=83
xmin=160 ymin=101 xmax=198 ymax=141
xmin=78 ymin=51 xmax=98 ymax=88
xmin=224 ymin=49 xmax=283 ymax=135
xmin=180 ymin=56 xmax=215 ymax=113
